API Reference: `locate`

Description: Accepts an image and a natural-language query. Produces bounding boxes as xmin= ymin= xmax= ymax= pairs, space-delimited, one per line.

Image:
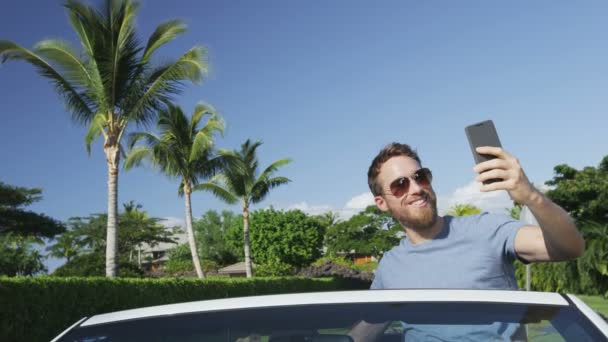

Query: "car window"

xmin=57 ymin=302 xmax=605 ymax=342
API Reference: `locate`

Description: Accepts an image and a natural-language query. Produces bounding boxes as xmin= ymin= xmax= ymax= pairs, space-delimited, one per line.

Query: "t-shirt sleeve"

xmin=370 ymin=263 xmax=384 ymax=289
xmin=477 ymin=213 xmax=526 ymax=264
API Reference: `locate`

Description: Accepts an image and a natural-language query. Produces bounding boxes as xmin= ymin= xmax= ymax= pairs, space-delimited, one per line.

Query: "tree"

xmin=0 ymin=182 xmax=65 ymax=239
xmin=46 ymin=230 xmax=82 ymax=263
xmin=314 ymin=211 xmax=341 ymax=230
xmin=325 ymin=205 xmax=401 ymax=258
xmin=545 ymin=155 xmax=608 ymax=223
xmin=197 ymin=139 xmax=292 ymax=277
xmin=0 ymin=234 xmax=47 ymax=276
xmin=1 ymin=0 xmax=207 ymax=277
xmin=0 ymin=182 xmax=64 ymax=276
xmin=59 ymin=202 xmax=175 ymax=264
xmin=445 ymin=204 xmax=482 ymax=217
xmin=194 ymin=210 xmax=239 ymax=266
xmin=226 ymin=209 xmax=324 ymax=275
xmin=125 ymin=103 xmax=224 ymax=278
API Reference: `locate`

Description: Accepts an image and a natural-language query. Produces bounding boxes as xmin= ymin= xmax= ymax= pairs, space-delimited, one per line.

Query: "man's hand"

xmin=474 ymin=146 xmax=584 ymax=262
xmin=473 ymin=146 xmax=540 ymax=206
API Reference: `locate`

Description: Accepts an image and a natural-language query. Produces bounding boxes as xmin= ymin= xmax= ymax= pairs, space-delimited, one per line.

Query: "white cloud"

xmin=437 ymin=181 xmax=514 ymax=215
xmin=280 ymin=192 xmax=375 ymax=221
xmin=161 ymin=216 xmax=185 ymax=229
xmin=345 ymin=192 xmax=375 ymax=210
xmin=287 ymin=202 xmax=333 ymax=216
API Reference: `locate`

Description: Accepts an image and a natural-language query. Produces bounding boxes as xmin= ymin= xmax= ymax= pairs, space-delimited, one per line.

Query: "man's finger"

xmin=475 ymin=146 xmax=511 ymax=159
xmin=479 ymin=180 xmax=509 ymax=192
xmin=476 ymin=169 xmax=508 ymax=183
xmin=474 ymin=158 xmax=509 ymax=173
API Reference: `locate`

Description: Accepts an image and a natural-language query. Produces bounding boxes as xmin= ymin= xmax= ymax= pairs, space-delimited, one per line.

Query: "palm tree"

xmin=0 ymin=0 xmax=207 ymax=277
xmin=46 ymin=231 xmax=83 ymax=263
xmin=197 ymin=139 xmax=291 ymax=277
xmin=124 ymin=103 xmax=224 ymax=278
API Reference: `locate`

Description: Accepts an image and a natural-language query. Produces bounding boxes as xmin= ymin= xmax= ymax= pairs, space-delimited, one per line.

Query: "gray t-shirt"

xmin=371 ymin=213 xmax=525 ymax=290
xmin=370 ymin=213 xmax=527 ymax=341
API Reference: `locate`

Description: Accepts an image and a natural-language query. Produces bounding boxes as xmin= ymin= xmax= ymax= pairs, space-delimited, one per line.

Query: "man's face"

xmin=374 ymin=156 xmax=438 ymax=230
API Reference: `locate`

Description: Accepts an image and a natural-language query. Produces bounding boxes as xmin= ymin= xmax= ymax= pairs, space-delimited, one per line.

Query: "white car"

xmin=52 ymin=289 xmax=608 ymax=341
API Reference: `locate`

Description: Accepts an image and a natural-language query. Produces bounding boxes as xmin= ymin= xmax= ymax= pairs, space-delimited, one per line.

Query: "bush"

xmin=312 ymin=256 xmax=353 ymax=268
xmin=164 ymin=258 xmax=219 ymax=275
xmin=0 ymin=276 xmax=366 ymax=342
xmin=52 ymin=253 xmax=143 ymax=277
xmin=352 ymin=261 xmax=378 ymax=273
xmin=256 ymin=259 xmax=294 ymax=276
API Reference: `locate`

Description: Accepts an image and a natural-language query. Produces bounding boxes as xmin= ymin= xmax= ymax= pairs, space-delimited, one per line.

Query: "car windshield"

xmin=57 ymin=301 xmax=605 ymax=342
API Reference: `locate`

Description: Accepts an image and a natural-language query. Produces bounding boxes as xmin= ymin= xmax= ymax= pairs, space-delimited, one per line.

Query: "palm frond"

xmin=189 ymin=130 xmax=214 ymax=164
xmin=127 ymin=131 xmax=160 ymax=150
xmin=101 ymin=0 xmax=142 ymax=111
xmin=190 ymin=102 xmax=216 ymax=133
xmin=0 ymin=40 xmax=94 ymax=123
xmin=123 ymin=145 xmax=152 ymax=170
xmin=189 ymin=114 xmax=224 ymax=163
xmin=258 ymin=158 xmax=292 ymax=181
xmin=63 ymin=1 xmax=109 ymax=111
xmin=64 ymin=0 xmax=97 ymax=56
xmin=193 ymin=182 xmax=239 ymax=205
xmin=192 ymin=154 xmax=228 ymax=180
xmin=128 ymin=46 xmax=207 ymax=124
xmin=84 ymin=112 xmax=108 ymax=154
xmin=251 ymin=176 xmax=291 ymax=203
xmin=143 ymin=19 xmax=187 ymax=62
xmin=34 ymin=39 xmax=91 ymax=87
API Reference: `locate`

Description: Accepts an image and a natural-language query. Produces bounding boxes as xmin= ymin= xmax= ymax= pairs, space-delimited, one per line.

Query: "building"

xmin=138 ymin=230 xmax=188 ymax=271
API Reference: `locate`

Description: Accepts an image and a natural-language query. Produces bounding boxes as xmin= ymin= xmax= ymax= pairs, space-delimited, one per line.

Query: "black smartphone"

xmin=465 ymin=120 xmax=503 ymax=184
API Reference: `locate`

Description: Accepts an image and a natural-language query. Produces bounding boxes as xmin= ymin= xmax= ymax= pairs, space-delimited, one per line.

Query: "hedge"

xmin=0 ymin=276 xmax=368 ymax=342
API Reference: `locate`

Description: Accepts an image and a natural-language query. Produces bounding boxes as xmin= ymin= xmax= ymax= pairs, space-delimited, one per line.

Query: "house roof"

xmin=218 ymin=261 xmax=256 ymax=274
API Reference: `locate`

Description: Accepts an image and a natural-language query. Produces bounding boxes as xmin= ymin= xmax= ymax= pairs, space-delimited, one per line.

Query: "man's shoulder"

xmin=378 ymin=239 xmax=406 ymax=261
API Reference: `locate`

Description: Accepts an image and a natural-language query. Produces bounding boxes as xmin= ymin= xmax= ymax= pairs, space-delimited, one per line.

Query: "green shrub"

xmin=256 ymin=259 xmax=294 ymax=276
xmin=352 ymin=261 xmax=378 ymax=273
xmin=0 ymin=276 xmax=365 ymax=342
xmin=164 ymin=258 xmax=219 ymax=275
xmin=52 ymin=253 xmax=143 ymax=277
xmin=312 ymin=256 xmax=353 ymax=268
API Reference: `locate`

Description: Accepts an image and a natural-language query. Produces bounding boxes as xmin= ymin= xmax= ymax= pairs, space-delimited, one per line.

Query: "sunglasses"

xmin=388 ymin=168 xmax=433 ymax=197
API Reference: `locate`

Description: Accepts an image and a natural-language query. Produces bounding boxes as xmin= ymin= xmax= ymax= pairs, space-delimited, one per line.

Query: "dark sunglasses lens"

xmin=390 ymin=177 xmax=410 ymax=197
xmin=415 ymin=168 xmax=432 ymax=186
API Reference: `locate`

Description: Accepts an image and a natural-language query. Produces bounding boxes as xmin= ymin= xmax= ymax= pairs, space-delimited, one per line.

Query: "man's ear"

xmin=374 ymin=195 xmax=389 ymax=212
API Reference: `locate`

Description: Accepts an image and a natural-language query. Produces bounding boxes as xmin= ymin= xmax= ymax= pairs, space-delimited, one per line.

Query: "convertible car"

xmin=52 ymin=289 xmax=608 ymax=341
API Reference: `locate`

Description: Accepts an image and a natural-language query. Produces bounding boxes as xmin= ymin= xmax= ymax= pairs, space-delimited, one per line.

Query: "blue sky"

xmin=1 ymin=1 xmax=607 ymax=269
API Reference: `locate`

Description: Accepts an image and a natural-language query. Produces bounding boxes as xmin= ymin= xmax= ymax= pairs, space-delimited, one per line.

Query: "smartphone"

xmin=465 ymin=120 xmax=503 ymax=184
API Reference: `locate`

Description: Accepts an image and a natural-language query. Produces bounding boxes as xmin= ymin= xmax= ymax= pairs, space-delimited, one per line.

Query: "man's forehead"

xmin=379 ymin=156 xmax=421 ymax=180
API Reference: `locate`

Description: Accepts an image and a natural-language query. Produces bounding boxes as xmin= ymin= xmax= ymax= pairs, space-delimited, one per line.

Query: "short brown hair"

xmin=367 ymin=143 xmax=422 ymax=196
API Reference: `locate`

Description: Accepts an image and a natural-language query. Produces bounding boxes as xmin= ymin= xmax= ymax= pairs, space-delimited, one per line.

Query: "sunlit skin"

xmin=373 ymin=156 xmax=444 ymax=244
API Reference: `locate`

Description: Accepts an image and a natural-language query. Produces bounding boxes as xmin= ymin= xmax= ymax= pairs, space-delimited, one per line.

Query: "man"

xmin=356 ymin=143 xmax=585 ymax=341
xmin=368 ymin=142 xmax=584 ymax=290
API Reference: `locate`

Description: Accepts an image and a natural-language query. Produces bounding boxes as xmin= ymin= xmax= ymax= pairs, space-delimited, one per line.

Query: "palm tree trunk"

xmin=243 ymin=199 xmax=253 ymax=278
xmin=184 ymin=184 xmax=204 ymax=278
xmin=105 ymin=143 xmax=120 ymax=277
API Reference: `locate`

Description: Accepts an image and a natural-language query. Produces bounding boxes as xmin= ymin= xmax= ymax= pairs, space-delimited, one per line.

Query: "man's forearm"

xmin=525 ymin=190 xmax=585 ymax=260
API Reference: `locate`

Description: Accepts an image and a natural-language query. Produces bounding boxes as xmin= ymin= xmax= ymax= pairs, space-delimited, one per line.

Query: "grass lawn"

xmin=578 ymin=295 xmax=608 ymax=316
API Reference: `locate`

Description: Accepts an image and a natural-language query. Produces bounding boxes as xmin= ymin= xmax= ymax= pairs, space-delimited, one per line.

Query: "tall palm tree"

xmin=0 ymin=0 xmax=207 ymax=277
xmin=124 ymin=103 xmax=224 ymax=278
xmin=197 ymin=139 xmax=291 ymax=277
